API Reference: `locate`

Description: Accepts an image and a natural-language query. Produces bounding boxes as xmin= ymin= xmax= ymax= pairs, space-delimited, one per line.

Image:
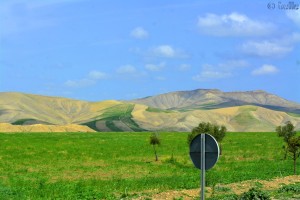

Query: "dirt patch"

xmin=227 ymin=175 xmax=300 ymax=195
xmin=133 ymin=175 xmax=300 ymax=200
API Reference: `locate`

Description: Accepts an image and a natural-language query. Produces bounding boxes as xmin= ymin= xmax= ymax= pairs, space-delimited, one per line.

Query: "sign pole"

xmin=201 ymin=134 xmax=205 ymax=200
xmin=189 ymin=133 xmax=219 ymax=200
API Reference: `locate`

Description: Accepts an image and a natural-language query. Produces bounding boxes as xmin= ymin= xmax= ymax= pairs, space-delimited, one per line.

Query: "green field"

xmin=0 ymin=132 xmax=299 ymax=199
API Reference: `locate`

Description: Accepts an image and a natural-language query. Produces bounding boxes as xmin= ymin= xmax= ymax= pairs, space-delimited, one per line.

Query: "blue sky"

xmin=1 ymin=0 xmax=300 ymax=102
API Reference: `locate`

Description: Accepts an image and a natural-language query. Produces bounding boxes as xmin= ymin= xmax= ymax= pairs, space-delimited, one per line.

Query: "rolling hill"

xmin=0 ymin=89 xmax=300 ymax=132
xmin=130 ymin=89 xmax=300 ymax=113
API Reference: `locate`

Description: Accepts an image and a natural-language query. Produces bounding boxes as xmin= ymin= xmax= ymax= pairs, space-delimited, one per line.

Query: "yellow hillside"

xmin=1 ymin=92 xmax=300 ymax=132
xmin=132 ymin=105 xmax=300 ymax=132
xmin=0 ymin=123 xmax=96 ymax=133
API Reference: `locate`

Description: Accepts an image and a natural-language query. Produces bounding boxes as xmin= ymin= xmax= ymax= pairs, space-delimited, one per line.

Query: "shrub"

xmin=239 ymin=187 xmax=270 ymax=200
xmin=278 ymin=183 xmax=300 ymax=193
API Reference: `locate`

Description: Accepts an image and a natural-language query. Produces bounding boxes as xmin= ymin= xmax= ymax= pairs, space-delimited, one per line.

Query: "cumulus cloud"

xmin=286 ymin=9 xmax=300 ymax=26
xmin=178 ymin=64 xmax=191 ymax=71
xmin=145 ymin=62 xmax=166 ymax=71
xmin=0 ymin=0 xmax=76 ymax=36
xmin=252 ymin=64 xmax=279 ymax=75
xmin=148 ymin=45 xmax=188 ymax=58
xmin=197 ymin=12 xmax=274 ymax=36
xmin=193 ymin=70 xmax=232 ymax=81
xmin=116 ymin=65 xmax=137 ymax=74
xmin=88 ymin=71 xmax=108 ymax=79
xmin=130 ymin=27 xmax=149 ymax=39
xmin=241 ymin=39 xmax=295 ymax=57
xmin=241 ymin=33 xmax=300 ymax=58
xmin=65 ymin=70 xmax=108 ymax=88
xmin=155 ymin=76 xmax=166 ymax=81
xmin=153 ymin=45 xmax=176 ymax=57
xmin=64 ymin=79 xmax=95 ymax=88
xmin=218 ymin=60 xmax=249 ymax=69
xmin=192 ymin=60 xmax=248 ymax=81
xmin=115 ymin=65 xmax=147 ymax=78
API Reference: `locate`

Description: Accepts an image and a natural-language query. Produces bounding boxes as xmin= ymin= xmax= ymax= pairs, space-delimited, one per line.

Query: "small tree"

xmin=276 ymin=121 xmax=296 ymax=159
xmin=276 ymin=121 xmax=300 ymax=175
xmin=150 ymin=132 xmax=160 ymax=161
xmin=188 ymin=122 xmax=227 ymax=154
xmin=286 ymin=136 xmax=300 ymax=175
xmin=276 ymin=121 xmax=296 ymax=143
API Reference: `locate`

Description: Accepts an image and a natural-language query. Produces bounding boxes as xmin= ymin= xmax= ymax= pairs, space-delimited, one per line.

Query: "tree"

xmin=276 ymin=121 xmax=300 ymax=175
xmin=188 ymin=122 xmax=227 ymax=154
xmin=150 ymin=132 xmax=160 ymax=161
xmin=287 ymin=136 xmax=300 ymax=174
xmin=276 ymin=121 xmax=296 ymax=143
xmin=276 ymin=121 xmax=296 ymax=159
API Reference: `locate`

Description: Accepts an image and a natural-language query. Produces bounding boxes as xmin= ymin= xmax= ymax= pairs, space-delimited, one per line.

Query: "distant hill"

xmin=0 ymin=123 xmax=96 ymax=133
xmin=130 ymin=89 xmax=300 ymax=113
xmin=0 ymin=90 xmax=300 ymax=132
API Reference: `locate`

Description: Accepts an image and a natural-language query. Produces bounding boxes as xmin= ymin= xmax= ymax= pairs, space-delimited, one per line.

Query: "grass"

xmin=231 ymin=107 xmax=257 ymax=125
xmin=146 ymin=107 xmax=174 ymax=113
xmin=11 ymin=119 xmax=51 ymax=125
xmin=83 ymin=103 xmax=146 ymax=132
xmin=0 ymin=132 xmax=298 ymax=199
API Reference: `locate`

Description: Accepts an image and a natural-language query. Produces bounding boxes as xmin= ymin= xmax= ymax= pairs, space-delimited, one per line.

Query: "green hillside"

xmin=83 ymin=103 xmax=146 ymax=132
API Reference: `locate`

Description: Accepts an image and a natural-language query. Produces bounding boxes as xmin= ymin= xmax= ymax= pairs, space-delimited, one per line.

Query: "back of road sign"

xmin=189 ymin=133 xmax=220 ymax=170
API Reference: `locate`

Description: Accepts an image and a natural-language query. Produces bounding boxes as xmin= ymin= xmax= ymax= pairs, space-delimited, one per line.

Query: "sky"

xmin=1 ymin=0 xmax=300 ymax=102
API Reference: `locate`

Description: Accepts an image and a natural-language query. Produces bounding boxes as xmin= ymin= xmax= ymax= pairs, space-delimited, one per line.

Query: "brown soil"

xmin=133 ymin=175 xmax=300 ymax=200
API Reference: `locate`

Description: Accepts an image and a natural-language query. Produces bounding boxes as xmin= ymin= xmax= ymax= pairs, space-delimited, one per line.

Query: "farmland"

xmin=0 ymin=132 xmax=299 ymax=199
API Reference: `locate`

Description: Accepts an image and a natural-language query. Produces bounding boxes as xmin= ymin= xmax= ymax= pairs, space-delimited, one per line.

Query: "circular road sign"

xmin=189 ymin=133 xmax=220 ymax=170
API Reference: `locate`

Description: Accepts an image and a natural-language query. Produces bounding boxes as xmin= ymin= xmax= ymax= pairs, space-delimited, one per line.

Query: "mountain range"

xmin=1 ymin=89 xmax=300 ymax=132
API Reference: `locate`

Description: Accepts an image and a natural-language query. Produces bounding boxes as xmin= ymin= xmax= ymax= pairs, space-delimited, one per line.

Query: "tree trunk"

xmin=294 ymin=153 xmax=296 ymax=175
xmin=284 ymin=148 xmax=288 ymax=160
xmin=153 ymin=145 xmax=158 ymax=161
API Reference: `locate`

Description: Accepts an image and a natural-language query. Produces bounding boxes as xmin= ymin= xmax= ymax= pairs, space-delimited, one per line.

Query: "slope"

xmin=131 ymin=104 xmax=300 ymax=132
xmin=1 ymin=91 xmax=300 ymax=132
xmin=0 ymin=92 xmax=144 ymax=132
xmin=130 ymin=89 xmax=300 ymax=114
xmin=0 ymin=123 xmax=96 ymax=133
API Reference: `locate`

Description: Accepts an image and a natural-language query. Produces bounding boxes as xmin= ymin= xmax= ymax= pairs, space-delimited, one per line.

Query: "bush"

xmin=208 ymin=194 xmax=238 ymax=200
xmin=278 ymin=183 xmax=300 ymax=193
xmin=239 ymin=187 xmax=270 ymax=200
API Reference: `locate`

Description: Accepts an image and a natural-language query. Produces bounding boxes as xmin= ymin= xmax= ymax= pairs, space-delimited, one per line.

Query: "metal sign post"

xmin=201 ymin=134 xmax=205 ymax=200
xmin=189 ymin=133 xmax=220 ymax=200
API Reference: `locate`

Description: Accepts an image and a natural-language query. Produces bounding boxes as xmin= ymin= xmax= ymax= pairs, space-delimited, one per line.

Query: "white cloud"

xmin=150 ymin=45 xmax=187 ymax=58
xmin=241 ymin=41 xmax=292 ymax=57
xmin=218 ymin=60 xmax=249 ymax=69
xmin=193 ymin=71 xmax=232 ymax=81
xmin=252 ymin=64 xmax=279 ymax=75
xmin=130 ymin=27 xmax=148 ymax=39
xmin=286 ymin=9 xmax=300 ymax=26
xmin=0 ymin=0 xmax=73 ymax=36
xmin=145 ymin=62 xmax=166 ymax=71
xmin=88 ymin=71 xmax=108 ymax=79
xmin=116 ymin=65 xmax=137 ymax=74
xmin=153 ymin=45 xmax=176 ymax=57
xmin=64 ymin=70 xmax=107 ymax=88
xmin=197 ymin=12 xmax=274 ymax=36
xmin=192 ymin=60 xmax=248 ymax=81
xmin=241 ymin=33 xmax=300 ymax=57
xmin=64 ymin=79 xmax=95 ymax=88
xmin=116 ymin=65 xmax=147 ymax=78
xmin=283 ymin=32 xmax=300 ymax=44
xmin=179 ymin=64 xmax=191 ymax=71
xmin=155 ymin=76 xmax=166 ymax=81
